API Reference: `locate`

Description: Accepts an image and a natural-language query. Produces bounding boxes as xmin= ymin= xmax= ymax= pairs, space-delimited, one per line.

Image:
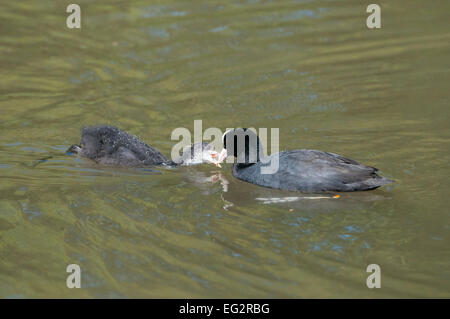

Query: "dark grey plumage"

xmin=67 ymin=125 xmax=220 ymax=167
xmin=67 ymin=125 xmax=170 ymax=166
xmin=222 ymin=128 xmax=394 ymax=193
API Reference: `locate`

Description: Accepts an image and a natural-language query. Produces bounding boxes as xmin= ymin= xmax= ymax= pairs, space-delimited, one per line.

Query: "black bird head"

xmin=221 ymin=128 xmax=262 ymax=165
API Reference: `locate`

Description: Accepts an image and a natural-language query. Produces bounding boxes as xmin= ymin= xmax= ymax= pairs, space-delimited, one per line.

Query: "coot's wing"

xmin=268 ymin=150 xmax=390 ymax=191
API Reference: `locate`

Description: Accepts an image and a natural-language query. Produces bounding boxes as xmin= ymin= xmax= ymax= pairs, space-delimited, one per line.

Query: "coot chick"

xmin=217 ymin=128 xmax=394 ymax=192
xmin=173 ymin=142 xmax=222 ymax=167
xmin=67 ymin=125 xmax=170 ymax=166
xmin=67 ymin=125 xmax=221 ymax=167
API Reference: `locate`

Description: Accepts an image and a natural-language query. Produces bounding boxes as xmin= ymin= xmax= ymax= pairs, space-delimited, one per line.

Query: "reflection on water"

xmin=0 ymin=0 xmax=449 ymax=298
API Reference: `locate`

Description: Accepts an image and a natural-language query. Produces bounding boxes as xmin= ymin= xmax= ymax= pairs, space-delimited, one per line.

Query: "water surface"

xmin=0 ymin=0 xmax=449 ymax=298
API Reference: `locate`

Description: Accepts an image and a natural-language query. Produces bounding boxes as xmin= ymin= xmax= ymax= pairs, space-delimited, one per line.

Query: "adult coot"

xmin=217 ymin=128 xmax=393 ymax=192
xmin=67 ymin=125 xmax=221 ymax=167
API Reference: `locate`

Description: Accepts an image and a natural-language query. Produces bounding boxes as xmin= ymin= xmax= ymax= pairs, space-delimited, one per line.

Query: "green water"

xmin=0 ymin=0 xmax=449 ymax=298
